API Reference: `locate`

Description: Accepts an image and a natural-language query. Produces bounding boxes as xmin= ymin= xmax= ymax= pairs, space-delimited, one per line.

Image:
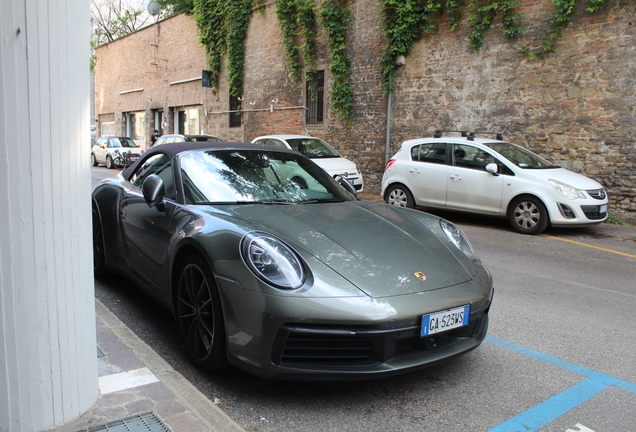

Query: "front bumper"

xmin=218 ymin=276 xmax=493 ymax=380
xmin=550 ymin=200 xmax=609 ymax=226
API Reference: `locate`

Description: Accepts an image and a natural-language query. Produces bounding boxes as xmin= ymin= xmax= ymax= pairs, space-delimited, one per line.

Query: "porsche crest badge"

xmin=414 ymin=272 xmax=427 ymax=282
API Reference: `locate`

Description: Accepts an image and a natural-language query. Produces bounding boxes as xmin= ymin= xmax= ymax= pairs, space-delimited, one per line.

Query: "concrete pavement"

xmin=46 ymin=300 xmax=246 ymax=432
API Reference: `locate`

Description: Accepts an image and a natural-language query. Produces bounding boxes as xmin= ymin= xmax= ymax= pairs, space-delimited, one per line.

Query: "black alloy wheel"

xmin=508 ymin=195 xmax=549 ymax=235
xmin=176 ymin=255 xmax=227 ymax=370
xmin=92 ymin=207 xmax=108 ymax=277
xmin=385 ymin=184 xmax=415 ymax=209
xmin=105 ymin=155 xmax=114 ymax=169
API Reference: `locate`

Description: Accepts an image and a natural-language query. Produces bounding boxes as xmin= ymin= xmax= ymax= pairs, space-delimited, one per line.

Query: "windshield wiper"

xmin=198 ymin=201 xmax=256 ymax=205
xmin=302 ymin=198 xmax=345 ymax=204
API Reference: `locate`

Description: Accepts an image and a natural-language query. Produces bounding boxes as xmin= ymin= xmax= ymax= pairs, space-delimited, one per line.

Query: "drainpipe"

xmin=385 ymin=90 xmax=392 ymax=166
xmin=384 ymin=55 xmax=405 ymax=166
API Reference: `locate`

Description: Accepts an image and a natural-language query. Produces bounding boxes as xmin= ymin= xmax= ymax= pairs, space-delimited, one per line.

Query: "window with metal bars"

xmin=306 ymin=70 xmax=324 ymax=125
xmin=229 ymin=95 xmax=241 ymax=127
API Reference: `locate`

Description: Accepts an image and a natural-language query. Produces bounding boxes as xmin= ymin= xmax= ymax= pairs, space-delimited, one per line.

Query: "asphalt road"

xmin=91 ymin=167 xmax=636 ymax=432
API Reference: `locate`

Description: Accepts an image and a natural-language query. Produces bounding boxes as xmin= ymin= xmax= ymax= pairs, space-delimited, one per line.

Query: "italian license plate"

xmin=421 ymin=305 xmax=470 ymax=337
xmin=600 ymin=204 xmax=609 ymax=213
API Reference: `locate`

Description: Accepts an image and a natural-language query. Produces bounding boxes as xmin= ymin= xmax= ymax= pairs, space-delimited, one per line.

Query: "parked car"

xmin=154 ymin=134 xmax=223 ymax=146
xmin=251 ymin=135 xmax=364 ymax=192
xmin=382 ymin=130 xmax=609 ymax=235
xmin=91 ymin=136 xmax=144 ymax=169
xmin=92 ymin=141 xmax=493 ymax=380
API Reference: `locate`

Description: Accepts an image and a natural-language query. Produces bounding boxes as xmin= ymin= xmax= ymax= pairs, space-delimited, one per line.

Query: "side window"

xmin=97 ymin=138 xmax=107 ymax=147
xmin=412 ymin=143 xmax=446 ymax=164
xmin=129 ymin=154 xmax=175 ymax=200
xmin=453 ymin=144 xmax=499 ymax=171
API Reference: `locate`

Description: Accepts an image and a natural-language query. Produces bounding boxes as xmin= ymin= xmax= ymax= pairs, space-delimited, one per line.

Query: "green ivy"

xmin=186 ymin=0 xmax=615 ymax=117
xmin=275 ymin=0 xmax=318 ymax=82
xmin=379 ymin=0 xmax=428 ymax=96
xmin=319 ymin=0 xmax=354 ymax=121
xmin=379 ymin=0 xmax=616 ymax=93
xmin=193 ymin=0 xmax=255 ymax=96
xmin=467 ymin=0 xmax=522 ymax=50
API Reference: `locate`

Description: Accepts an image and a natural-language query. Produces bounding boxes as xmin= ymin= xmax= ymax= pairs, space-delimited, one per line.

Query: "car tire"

xmin=92 ymin=207 xmax=109 ymax=277
xmin=385 ymin=184 xmax=415 ymax=209
xmin=105 ymin=155 xmax=114 ymax=169
xmin=176 ymin=255 xmax=227 ymax=371
xmin=91 ymin=153 xmax=98 ymax=167
xmin=508 ymin=195 xmax=549 ymax=235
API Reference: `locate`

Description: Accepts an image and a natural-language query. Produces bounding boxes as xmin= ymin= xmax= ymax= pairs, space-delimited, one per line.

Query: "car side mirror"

xmin=142 ymin=174 xmax=165 ymax=210
xmin=485 ymin=163 xmax=499 ymax=176
xmin=335 ymin=175 xmax=357 ymax=198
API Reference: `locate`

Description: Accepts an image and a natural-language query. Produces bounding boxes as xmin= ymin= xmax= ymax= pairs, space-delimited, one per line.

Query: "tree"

xmin=155 ymin=0 xmax=195 ymax=15
xmin=90 ymin=0 xmax=151 ymax=46
xmin=90 ymin=0 xmax=153 ymax=72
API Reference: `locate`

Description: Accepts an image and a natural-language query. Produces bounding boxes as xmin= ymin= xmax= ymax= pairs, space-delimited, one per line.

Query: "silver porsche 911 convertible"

xmin=92 ymin=141 xmax=494 ymax=380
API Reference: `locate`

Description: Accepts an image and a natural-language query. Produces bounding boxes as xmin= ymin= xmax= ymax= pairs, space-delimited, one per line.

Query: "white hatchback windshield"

xmin=285 ymin=138 xmax=340 ymax=158
xmin=482 ymin=142 xmax=557 ymax=169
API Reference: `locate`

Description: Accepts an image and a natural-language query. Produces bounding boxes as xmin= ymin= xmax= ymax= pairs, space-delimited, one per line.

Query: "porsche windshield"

xmin=482 ymin=142 xmax=556 ymax=169
xmin=179 ymin=149 xmax=355 ymax=204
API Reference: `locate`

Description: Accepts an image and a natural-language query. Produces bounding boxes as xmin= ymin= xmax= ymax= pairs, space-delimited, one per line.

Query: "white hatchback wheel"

xmin=386 ymin=185 xmax=414 ymax=209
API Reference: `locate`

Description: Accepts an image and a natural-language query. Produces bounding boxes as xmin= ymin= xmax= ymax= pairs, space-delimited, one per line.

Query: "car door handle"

xmin=409 ymin=168 xmax=420 ymax=174
xmin=450 ymin=174 xmax=462 ymax=181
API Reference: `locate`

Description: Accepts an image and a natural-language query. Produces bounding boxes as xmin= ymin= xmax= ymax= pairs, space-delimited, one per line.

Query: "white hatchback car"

xmin=91 ymin=136 xmax=144 ymax=169
xmin=251 ymin=135 xmax=364 ymax=192
xmin=381 ymin=131 xmax=609 ymax=234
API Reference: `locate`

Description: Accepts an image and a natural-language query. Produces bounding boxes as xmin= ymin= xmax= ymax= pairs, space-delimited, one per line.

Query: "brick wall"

xmin=94 ymin=0 xmax=636 ymax=221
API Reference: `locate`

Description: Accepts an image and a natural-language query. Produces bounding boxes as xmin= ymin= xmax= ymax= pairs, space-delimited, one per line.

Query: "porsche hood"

xmin=225 ymin=201 xmax=472 ymax=298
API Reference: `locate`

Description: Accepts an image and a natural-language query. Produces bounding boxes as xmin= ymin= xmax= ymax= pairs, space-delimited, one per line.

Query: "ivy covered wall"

xmin=96 ymin=0 xmax=636 ymax=220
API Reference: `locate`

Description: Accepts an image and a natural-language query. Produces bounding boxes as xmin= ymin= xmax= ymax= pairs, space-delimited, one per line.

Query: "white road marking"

xmin=566 ymin=424 xmax=595 ymax=432
xmin=98 ymin=367 xmax=159 ymax=394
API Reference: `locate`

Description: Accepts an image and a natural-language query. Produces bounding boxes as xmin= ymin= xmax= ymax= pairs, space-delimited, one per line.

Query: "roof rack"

xmin=472 ymin=131 xmax=504 ymax=141
xmin=433 ymin=130 xmax=504 ymax=141
xmin=433 ymin=130 xmax=469 ymax=139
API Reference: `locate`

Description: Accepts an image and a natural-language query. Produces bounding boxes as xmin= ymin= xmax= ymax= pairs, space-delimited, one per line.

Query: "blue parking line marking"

xmin=485 ymin=336 xmax=636 ymax=432
xmin=488 ymin=378 xmax=609 ymax=432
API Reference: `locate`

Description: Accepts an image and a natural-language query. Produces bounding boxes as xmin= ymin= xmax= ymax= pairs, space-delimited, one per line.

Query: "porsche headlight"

xmin=241 ymin=232 xmax=305 ymax=289
xmin=549 ymin=179 xmax=586 ymax=200
xmin=440 ymin=220 xmax=477 ymax=261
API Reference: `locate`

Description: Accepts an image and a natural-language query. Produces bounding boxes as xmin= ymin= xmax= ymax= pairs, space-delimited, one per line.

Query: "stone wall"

xmin=94 ymin=0 xmax=636 ymax=221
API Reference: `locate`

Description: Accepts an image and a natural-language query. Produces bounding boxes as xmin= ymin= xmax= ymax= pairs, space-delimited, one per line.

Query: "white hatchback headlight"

xmin=241 ymin=232 xmax=305 ymax=289
xmin=549 ymin=179 xmax=586 ymax=200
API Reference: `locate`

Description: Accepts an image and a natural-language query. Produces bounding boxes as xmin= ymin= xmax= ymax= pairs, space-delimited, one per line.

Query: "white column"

xmin=0 ymin=0 xmax=98 ymax=430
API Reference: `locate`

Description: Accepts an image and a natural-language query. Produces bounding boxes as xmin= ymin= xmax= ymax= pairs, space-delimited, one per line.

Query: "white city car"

xmin=252 ymin=135 xmax=364 ymax=192
xmin=91 ymin=136 xmax=144 ymax=169
xmin=381 ymin=131 xmax=609 ymax=235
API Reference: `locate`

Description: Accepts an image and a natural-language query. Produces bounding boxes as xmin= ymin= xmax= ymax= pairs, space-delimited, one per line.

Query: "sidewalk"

xmin=47 ymin=300 xmax=246 ymax=432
